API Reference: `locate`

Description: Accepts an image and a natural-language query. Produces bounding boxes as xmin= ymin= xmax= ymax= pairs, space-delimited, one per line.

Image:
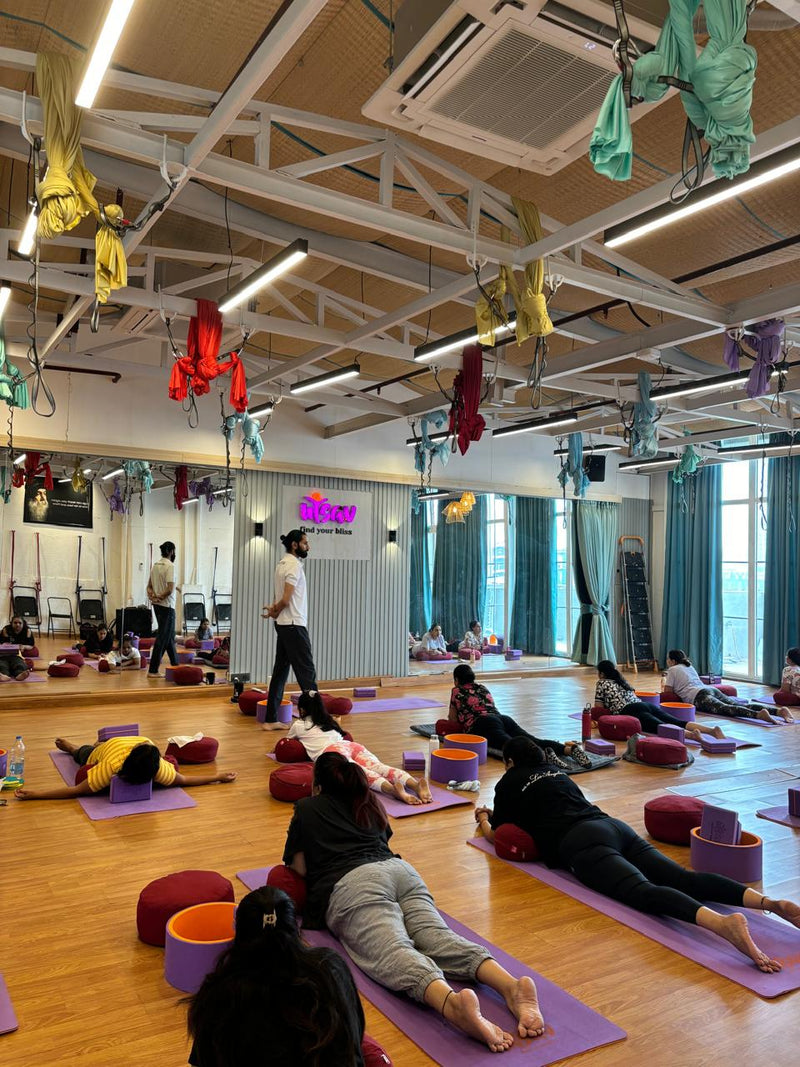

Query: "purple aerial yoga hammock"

xmin=723 ymin=319 xmax=784 ymax=399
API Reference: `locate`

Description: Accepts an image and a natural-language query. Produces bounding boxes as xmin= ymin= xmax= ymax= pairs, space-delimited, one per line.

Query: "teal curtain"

xmin=431 ymin=496 xmax=486 ymax=643
xmin=570 ymin=501 xmax=618 ymax=665
xmin=659 ymin=466 xmax=723 ymax=674
xmin=509 ymin=496 xmax=555 ymax=654
xmin=763 ymin=445 xmax=800 ymax=685
xmin=409 ymin=504 xmax=431 ymax=635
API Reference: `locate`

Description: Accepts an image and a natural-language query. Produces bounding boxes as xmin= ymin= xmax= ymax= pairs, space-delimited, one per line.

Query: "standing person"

xmin=262 ymin=531 xmax=318 ymax=731
xmin=147 ymin=541 xmax=179 ymax=678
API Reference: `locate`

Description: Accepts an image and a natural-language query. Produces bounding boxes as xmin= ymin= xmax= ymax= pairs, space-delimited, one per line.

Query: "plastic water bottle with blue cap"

xmin=7 ymin=735 xmax=25 ymax=785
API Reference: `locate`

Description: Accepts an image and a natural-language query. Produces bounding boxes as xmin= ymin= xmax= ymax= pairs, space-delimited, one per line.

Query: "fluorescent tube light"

xmin=76 ymin=0 xmax=137 ymax=108
xmin=553 ymin=442 xmax=621 ymax=455
xmin=212 ymin=488 xmax=232 ymax=496
xmin=416 ymin=490 xmax=451 ymax=501
xmin=249 ymin=402 xmax=274 ymax=418
xmin=289 ymin=362 xmax=360 ymax=396
xmin=650 ymin=367 xmax=778 ymax=402
xmin=61 ymin=467 xmax=93 ymax=483
xmin=183 ymin=498 xmax=199 ymax=505
xmin=58 ymin=477 xmax=71 ymax=483
xmin=414 ymin=319 xmax=516 ymax=363
xmin=717 ymin=443 xmax=798 ymax=457
xmin=0 ymin=286 xmax=11 ymax=321
xmin=102 ymin=467 xmax=124 ymax=480
xmin=405 ymin=431 xmax=450 ymax=447
xmin=492 ymin=411 xmax=579 ymax=439
xmin=13 ymin=453 xmax=26 ymax=465
xmin=605 ymin=146 xmax=800 ymax=248
xmin=17 ymin=208 xmax=38 ymax=256
xmin=218 ymin=239 xmax=309 ymax=314
xmin=618 ymin=456 xmax=679 ymax=471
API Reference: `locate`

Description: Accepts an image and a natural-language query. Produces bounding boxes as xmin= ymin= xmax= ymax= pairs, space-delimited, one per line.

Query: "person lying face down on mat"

xmin=186 ymin=885 xmax=392 ymax=1067
xmin=475 ymin=737 xmax=800 ymax=973
xmin=449 ymin=664 xmax=592 ymax=767
xmin=13 ymin=736 xmax=237 ymax=800
xmin=283 ymin=750 xmax=545 ymax=1053
xmin=287 ymin=691 xmax=432 ymax=805
xmin=664 ymin=650 xmax=794 ymax=724
xmin=81 ymin=623 xmax=114 ymax=658
xmin=594 ymin=660 xmax=729 ymax=740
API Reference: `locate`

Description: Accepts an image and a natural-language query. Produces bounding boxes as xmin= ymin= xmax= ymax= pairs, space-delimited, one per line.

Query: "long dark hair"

xmin=297 ymin=691 xmax=345 ymax=736
xmin=668 ymin=649 xmax=692 ymax=666
xmin=187 ymin=887 xmax=361 ymax=1065
xmin=597 ymin=659 xmax=633 ymax=691
xmin=786 ymin=647 xmax=800 ymax=668
xmin=314 ymin=751 xmax=388 ymax=833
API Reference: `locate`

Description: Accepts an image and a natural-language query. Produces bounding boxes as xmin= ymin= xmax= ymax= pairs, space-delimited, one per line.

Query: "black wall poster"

xmin=23 ymin=477 xmax=93 ymax=529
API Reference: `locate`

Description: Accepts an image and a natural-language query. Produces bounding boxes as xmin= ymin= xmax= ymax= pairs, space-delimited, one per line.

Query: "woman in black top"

xmin=283 ymin=751 xmax=544 ymax=1052
xmin=187 ymin=885 xmax=381 ymax=1066
xmin=0 ymin=615 xmax=35 ymax=646
xmin=82 ymin=624 xmax=114 ymax=658
xmin=476 ymin=738 xmax=800 ymax=973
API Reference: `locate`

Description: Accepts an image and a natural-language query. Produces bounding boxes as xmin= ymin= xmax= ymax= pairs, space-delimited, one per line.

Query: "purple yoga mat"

xmin=756 ymin=807 xmax=800 ymax=829
xmin=0 ymin=672 xmax=46 ymax=683
xmin=349 ymin=696 xmax=445 ymax=714
xmin=0 ymin=974 xmax=18 ymax=1034
xmin=683 ymin=736 xmax=761 ymax=750
xmin=467 ymin=836 xmax=800 ymax=996
xmin=48 ymin=751 xmax=196 ymax=820
xmin=236 ymin=868 xmax=624 ymax=1065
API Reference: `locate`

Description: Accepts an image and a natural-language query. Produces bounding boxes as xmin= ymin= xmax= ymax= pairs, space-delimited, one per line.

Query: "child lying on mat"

xmin=475 ymin=737 xmax=800 ymax=973
xmin=449 ymin=664 xmax=592 ymax=767
xmin=284 ymin=751 xmax=545 ymax=1052
xmin=186 ymin=885 xmax=392 ymax=1066
xmin=14 ymin=736 xmax=236 ymax=800
xmin=106 ymin=636 xmax=141 ymax=670
xmin=288 ymin=691 xmax=432 ymax=805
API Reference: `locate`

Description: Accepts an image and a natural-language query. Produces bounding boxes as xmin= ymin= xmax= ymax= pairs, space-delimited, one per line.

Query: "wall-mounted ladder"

xmin=618 ymin=535 xmax=657 ymax=673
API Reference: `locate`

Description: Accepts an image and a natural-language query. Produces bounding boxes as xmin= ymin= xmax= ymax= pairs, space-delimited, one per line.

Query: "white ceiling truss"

xmin=0 ymin=23 xmax=798 ymax=455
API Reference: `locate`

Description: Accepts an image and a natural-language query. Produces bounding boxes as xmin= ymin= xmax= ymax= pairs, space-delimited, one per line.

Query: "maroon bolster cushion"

xmin=269 ymin=763 xmax=314 ymax=802
xmin=48 ymin=662 xmax=80 ymax=678
xmin=98 ymin=659 xmax=111 ymax=673
xmin=238 ymin=689 xmax=266 ymax=716
xmin=597 ymin=714 xmax=641 ymax=740
xmin=136 ymin=869 xmax=235 ymax=947
xmin=211 ymin=653 xmax=229 ymax=666
xmin=494 ymin=824 xmax=539 ymax=862
xmin=138 ymin=637 xmax=155 ymax=650
xmin=274 ymin=737 xmax=311 ymax=763
xmin=24 ymin=657 xmax=34 ymax=670
xmin=25 ymin=644 xmax=40 ymax=658
xmin=57 ymin=652 xmax=84 ymax=667
xmin=164 ymin=753 xmax=179 ymax=770
xmin=183 ymin=637 xmax=200 ymax=649
xmin=171 ymin=664 xmax=205 ymax=686
xmin=323 ymin=696 xmax=353 ymax=717
xmin=774 ymin=689 xmax=800 ymax=706
xmin=590 ymin=705 xmax=606 ymax=722
xmin=715 ymin=684 xmax=738 ymax=697
xmin=661 ymin=688 xmax=678 ymax=702
xmin=362 ymin=1034 xmax=393 ymax=1067
xmin=166 ymin=736 xmax=219 ymax=764
xmin=74 ymin=762 xmax=94 ymax=785
xmin=435 ymin=719 xmax=458 ymax=737
xmin=266 ymin=865 xmax=307 ymax=913
xmin=644 ymin=795 xmax=705 ymax=845
xmin=636 ymin=735 xmax=689 ymax=766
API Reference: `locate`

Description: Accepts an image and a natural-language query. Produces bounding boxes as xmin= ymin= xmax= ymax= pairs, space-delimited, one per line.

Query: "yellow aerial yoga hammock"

xmin=35 ymin=53 xmax=127 ymax=305
xmin=475 ymin=196 xmax=553 ymax=347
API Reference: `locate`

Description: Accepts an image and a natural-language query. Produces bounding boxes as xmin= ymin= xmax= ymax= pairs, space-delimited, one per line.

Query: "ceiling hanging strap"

xmin=35 ymin=531 xmax=42 ymax=594
xmin=75 ymin=533 xmax=83 ymax=601
xmin=611 ymin=0 xmax=638 ymax=108
xmin=8 ymin=528 xmax=15 ymax=612
xmin=101 ymin=535 xmax=108 ymax=596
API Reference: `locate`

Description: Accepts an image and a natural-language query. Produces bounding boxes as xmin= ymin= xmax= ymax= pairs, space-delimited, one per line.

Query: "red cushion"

xmin=136 ymin=869 xmax=234 ymax=947
xmin=171 ymin=664 xmax=205 ymax=686
xmin=644 ymin=795 xmax=705 ymax=845
xmin=636 ymin=735 xmax=689 ymax=766
xmin=266 ymin=865 xmax=307 ymax=913
xmin=48 ymin=662 xmax=80 ymax=678
xmin=24 ymin=657 xmax=34 ymax=670
xmin=362 ymin=1034 xmax=393 ymax=1067
xmin=138 ymin=638 xmax=155 ymax=650
xmin=25 ymin=645 xmax=39 ymax=657
xmin=98 ymin=659 xmax=111 ymax=673
xmin=164 ymin=753 xmax=179 ymax=770
xmin=165 ymin=736 xmax=219 ymax=764
xmin=74 ymin=762 xmax=93 ymax=785
xmin=184 ymin=637 xmax=200 ymax=649
xmin=590 ymin=705 xmax=606 ymax=722
xmin=57 ymin=652 xmax=84 ymax=667
xmin=597 ymin=714 xmax=641 ymax=740
xmin=716 ymin=684 xmax=738 ymax=697
xmin=238 ymin=689 xmax=266 ymax=715
xmin=774 ymin=689 xmax=800 ymax=707
xmin=274 ymin=737 xmax=311 ymax=763
xmin=269 ymin=763 xmax=314 ymax=802
xmin=435 ymin=719 xmax=458 ymax=737
xmin=494 ymin=824 xmax=539 ymax=862
xmin=662 ymin=688 xmax=678 ymax=702
xmin=211 ymin=653 xmax=229 ymax=666
xmin=323 ymin=696 xmax=353 ymax=717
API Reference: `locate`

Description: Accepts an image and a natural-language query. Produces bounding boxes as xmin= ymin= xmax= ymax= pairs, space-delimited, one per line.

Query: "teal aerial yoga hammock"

xmin=590 ymin=0 xmax=756 ymax=183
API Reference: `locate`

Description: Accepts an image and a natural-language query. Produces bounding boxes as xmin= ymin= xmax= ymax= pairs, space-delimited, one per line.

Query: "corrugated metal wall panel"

xmin=612 ymin=497 xmax=653 ymax=665
xmin=231 ymin=472 xmax=411 ymax=682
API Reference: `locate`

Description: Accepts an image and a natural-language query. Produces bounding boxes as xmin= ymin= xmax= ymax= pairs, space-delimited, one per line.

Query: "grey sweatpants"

xmin=325 ymin=857 xmax=493 ymax=1003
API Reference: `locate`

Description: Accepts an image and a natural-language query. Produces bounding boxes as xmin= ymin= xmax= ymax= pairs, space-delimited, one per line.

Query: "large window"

xmin=483 ymin=494 xmax=508 ymax=638
xmin=554 ymin=500 xmax=581 ymax=657
xmin=721 ymin=459 xmax=767 ymax=680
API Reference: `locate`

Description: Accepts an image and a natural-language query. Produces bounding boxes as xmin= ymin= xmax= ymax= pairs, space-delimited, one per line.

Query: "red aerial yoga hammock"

xmin=168 ymin=299 xmax=248 ymax=412
xmin=448 ymin=344 xmax=486 ymax=456
xmin=10 ymin=452 xmax=54 ymax=490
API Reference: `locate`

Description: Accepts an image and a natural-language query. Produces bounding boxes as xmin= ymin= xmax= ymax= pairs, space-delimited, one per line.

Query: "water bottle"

xmin=581 ymin=706 xmax=593 ymax=743
xmin=8 ymin=735 xmax=24 ymax=782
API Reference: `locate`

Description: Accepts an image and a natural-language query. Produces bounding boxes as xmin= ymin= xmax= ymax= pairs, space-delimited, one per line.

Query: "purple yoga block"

xmin=700 ymin=675 xmax=722 ymax=685
xmin=690 ymin=828 xmax=763 ymax=882
xmin=402 ymin=750 xmax=425 ymax=770
xmin=200 ymin=640 xmax=215 ymax=651
xmin=177 ymin=651 xmax=196 ymax=664
xmin=443 ymin=734 xmax=488 ymax=765
xmin=354 ymin=687 xmax=377 ymax=697
xmin=657 ymin=724 xmax=685 ymax=743
xmin=429 ymin=748 xmax=479 ymax=784
xmin=97 ymin=723 xmax=140 ymax=742
xmin=585 ymin=739 xmax=615 ymax=756
xmin=109 ymin=774 xmax=152 ymax=804
xmin=700 ymin=735 xmax=736 ymax=754
xmin=0 ymin=749 xmax=7 ymax=777
xmin=788 ymin=788 xmax=800 ymax=817
xmin=504 ymin=649 xmax=522 ymax=660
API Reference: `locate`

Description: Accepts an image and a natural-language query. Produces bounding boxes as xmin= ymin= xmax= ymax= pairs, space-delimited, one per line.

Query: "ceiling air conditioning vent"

xmin=363 ymin=0 xmax=668 ymax=174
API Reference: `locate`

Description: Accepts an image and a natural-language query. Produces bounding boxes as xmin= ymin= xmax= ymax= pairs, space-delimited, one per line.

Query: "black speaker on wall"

xmin=584 ymin=454 xmax=607 ymax=482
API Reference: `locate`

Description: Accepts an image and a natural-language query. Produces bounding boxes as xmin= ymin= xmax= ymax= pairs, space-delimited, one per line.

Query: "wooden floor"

xmin=1 ymin=668 xmax=798 ymax=1066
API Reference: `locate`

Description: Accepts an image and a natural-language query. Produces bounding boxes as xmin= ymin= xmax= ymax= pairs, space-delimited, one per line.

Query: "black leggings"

xmin=559 ymin=817 xmax=746 ymax=924
xmin=470 ymin=714 xmax=567 ymax=757
xmin=624 ymin=701 xmax=693 ymax=734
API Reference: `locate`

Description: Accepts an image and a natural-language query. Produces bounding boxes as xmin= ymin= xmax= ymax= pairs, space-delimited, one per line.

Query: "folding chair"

xmin=182 ymin=593 xmax=207 ymax=635
xmin=77 ymin=589 xmax=106 ymax=632
xmin=12 ymin=587 xmax=42 ymax=638
xmin=213 ymin=594 xmax=231 ymax=634
xmin=47 ymin=597 xmax=76 ymax=637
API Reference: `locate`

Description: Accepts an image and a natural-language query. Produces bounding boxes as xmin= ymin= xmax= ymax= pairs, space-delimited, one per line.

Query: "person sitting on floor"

xmin=186 ymin=884 xmax=392 ymax=1066
xmin=459 ymin=620 xmax=483 ymax=659
xmin=0 ymin=615 xmax=36 ymax=647
xmin=196 ymin=635 xmax=229 ymax=667
xmin=286 ymin=691 xmax=432 ymax=806
xmin=449 ymin=664 xmax=591 ymax=768
xmin=107 ymin=635 xmax=141 ymax=671
xmin=283 ymin=750 xmax=544 ymax=1052
xmin=195 ymin=618 xmax=214 ymax=642
xmin=0 ymin=649 xmax=30 ymax=682
xmin=780 ymin=648 xmax=800 ymax=700
xmin=594 ymin=660 xmax=727 ymax=741
xmin=665 ymin=649 xmax=794 ymax=723
xmin=81 ymin=623 xmax=114 ymax=659
xmin=412 ymin=624 xmax=450 ymax=660
xmin=475 ymin=736 xmax=800 ymax=973
xmin=14 ymin=736 xmax=236 ymax=800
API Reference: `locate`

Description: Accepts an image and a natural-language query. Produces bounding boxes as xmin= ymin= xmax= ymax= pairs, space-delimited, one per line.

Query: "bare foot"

xmin=392 ymin=780 xmax=421 ymax=805
xmin=15 ymin=670 xmax=29 ymax=681
xmin=55 ymin=738 xmax=76 ymax=754
xmin=714 ymin=912 xmax=782 ymax=972
xmin=766 ymin=899 xmax=800 ymax=929
xmin=711 ymin=725 xmax=726 ymax=738
xmin=414 ymin=775 xmax=433 ymax=803
xmin=261 ymin=722 xmax=289 ymax=732
xmin=776 ymin=706 xmax=795 ymax=723
xmin=0 ymin=673 xmax=11 ymax=681
xmin=444 ymin=988 xmax=514 ymax=1052
xmin=756 ymin=708 xmax=781 ymax=725
xmin=504 ymin=975 xmax=545 ymax=1039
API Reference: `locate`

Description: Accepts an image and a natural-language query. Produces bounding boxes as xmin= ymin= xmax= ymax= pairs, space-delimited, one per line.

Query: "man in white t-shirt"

xmin=146 ymin=540 xmax=179 ymax=677
xmin=261 ymin=529 xmax=318 ymax=730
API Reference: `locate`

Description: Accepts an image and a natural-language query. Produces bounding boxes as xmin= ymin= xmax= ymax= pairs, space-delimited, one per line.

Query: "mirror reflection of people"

xmin=0 ymin=650 xmax=30 ymax=682
xmin=108 ymin=636 xmax=141 ymax=671
xmin=147 ymin=541 xmax=179 ymax=678
xmin=0 ymin=615 xmax=36 ymax=648
xmin=195 ymin=618 xmax=214 ymax=642
xmin=411 ymin=624 xmax=451 ymax=661
xmin=459 ymin=620 xmax=483 ymax=659
xmin=82 ymin=624 xmax=114 ymax=659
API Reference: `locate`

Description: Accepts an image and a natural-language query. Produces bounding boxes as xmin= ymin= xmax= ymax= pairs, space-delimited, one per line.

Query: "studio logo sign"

xmin=299 ymin=491 xmax=357 ymax=525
